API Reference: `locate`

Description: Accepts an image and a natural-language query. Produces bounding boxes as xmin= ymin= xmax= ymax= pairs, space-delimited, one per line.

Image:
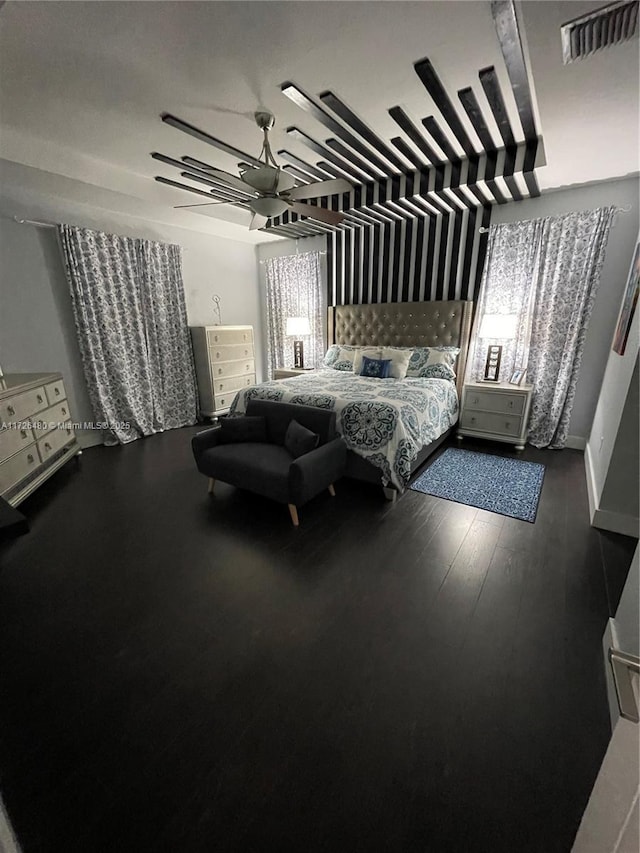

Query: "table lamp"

xmin=477 ymin=314 xmax=518 ymax=381
xmin=286 ymin=317 xmax=311 ymax=368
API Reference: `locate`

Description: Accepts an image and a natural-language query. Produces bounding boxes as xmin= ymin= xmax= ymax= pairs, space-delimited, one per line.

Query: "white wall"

xmin=0 ymin=193 xmax=262 ymax=447
xmin=491 ymin=176 xmax=640 ymax=445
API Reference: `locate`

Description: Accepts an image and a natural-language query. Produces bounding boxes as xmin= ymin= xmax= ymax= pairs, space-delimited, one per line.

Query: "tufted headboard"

xmin=327 ymin=300 xmax=474 ymax=395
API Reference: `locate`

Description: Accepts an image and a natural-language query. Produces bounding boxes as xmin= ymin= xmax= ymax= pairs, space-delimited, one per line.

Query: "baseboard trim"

xmin=565 ymin=435 xmax=586 ymax=450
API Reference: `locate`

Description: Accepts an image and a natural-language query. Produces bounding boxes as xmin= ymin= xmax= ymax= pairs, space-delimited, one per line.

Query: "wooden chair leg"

xmin=288 ymin=504 xmax=299 ymax=527
xmin=328 ymin=484 xmax=336 ymax=497
xmin=208 ymin=478 xmax=215 ymax=494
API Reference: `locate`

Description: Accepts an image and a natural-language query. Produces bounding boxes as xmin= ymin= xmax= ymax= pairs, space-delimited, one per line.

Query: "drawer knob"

xmin=27 ymin=453 xmax=34 ymax=464
xmin=216 ymin=352 xmax=221 ymax=359
xmin=37 ymin=394 xmax=43 ymax=404
xmin=470 ymin=416 xmax=476 ymax=423
xmin=218 ymin=368 xmax=222 ymax=374
xmin=473 ymin=397 xmax=479 ymax=404
xmin=219 ymin=384 xmax=223 ymax=390
xmin=505 ymin=422 xmax=511 ymax=429
xmin=7 ymin=405 xmax=15 ymax=416
xmin=55 ymin=388 xmax=60 ymax=396
xmin=508 ymin=400 xmax=513 ymax=408
xmin=44 ymin=442 xmax=52 ymax=451
xmin=20 ymin=429 xmax=27 ymax=439
xmin=214 ymin=335 xmax=219 ymax=342
xmin=62 ymin=407 xmax=67 ymax=416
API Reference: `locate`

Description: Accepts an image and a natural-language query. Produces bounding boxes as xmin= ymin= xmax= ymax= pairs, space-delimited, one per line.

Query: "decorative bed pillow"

xmin=322 ymin=345 xmax=341 ymax=368
xmin=421 ymin=363 xmax=457 ymax=382
xmin=360 ymin=356 xmax=391 ymax=378
xmin=381 ymin=347 xmax=412 ymax=380
xmin=352 ymin=347 xmax=382 ymax=374
xmin=284 ymin=419 xmax=320 ymax=458
xmin=405 ymin=346 xmax=460 ymax=377
xmin=220 ymin=416 xmax=267 ymax=444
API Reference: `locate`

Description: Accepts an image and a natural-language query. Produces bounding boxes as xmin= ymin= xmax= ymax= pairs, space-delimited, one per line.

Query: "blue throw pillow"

xmin=360 ymin=356 xmax=391 ymax=378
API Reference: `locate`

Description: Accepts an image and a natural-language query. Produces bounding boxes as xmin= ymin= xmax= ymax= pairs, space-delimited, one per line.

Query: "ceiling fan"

xmin=159 ymin=110 xmax=352 ymax=231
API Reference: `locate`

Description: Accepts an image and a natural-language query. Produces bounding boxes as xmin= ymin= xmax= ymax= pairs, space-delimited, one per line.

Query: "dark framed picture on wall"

xmin=612 ymin=240 xmax=639 ymax=356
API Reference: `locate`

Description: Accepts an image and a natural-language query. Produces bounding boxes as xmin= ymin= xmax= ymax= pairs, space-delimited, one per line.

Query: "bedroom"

xmin=0 ymin=0 xmax=639 ymax=851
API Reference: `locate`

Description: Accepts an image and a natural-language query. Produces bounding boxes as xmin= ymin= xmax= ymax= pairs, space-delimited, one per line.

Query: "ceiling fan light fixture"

xmin=242 ymin=165 xmax=296 ymax=194
xmin=250 ymin=196 xmax=289 ymax=218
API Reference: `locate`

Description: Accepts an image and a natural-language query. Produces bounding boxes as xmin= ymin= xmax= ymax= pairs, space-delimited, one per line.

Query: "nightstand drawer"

xmin=465 ymin=389 xmax=525 ymax=415
xmin=460 ymin=410 xmax=523 ymax=437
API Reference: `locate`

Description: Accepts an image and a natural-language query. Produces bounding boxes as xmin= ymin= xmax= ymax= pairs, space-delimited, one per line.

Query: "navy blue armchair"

xmin=191 ymin=399 xmax=347 ymax=526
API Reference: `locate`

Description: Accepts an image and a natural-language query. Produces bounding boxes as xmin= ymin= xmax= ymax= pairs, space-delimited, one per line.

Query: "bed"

xmin=230 ymin=300 xmax=473 ymax=498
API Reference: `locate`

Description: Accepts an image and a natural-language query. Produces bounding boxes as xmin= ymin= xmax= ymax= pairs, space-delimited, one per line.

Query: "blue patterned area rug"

xmin=410 ymin=448 xmax=545 ymax=523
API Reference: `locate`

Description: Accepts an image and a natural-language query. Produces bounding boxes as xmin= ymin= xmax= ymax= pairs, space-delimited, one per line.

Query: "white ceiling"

xmin=0 ymin=1 xmax=637 ymax=242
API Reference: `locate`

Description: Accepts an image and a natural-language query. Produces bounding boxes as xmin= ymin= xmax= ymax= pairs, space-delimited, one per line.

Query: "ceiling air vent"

xmin=561 ymin=0 xmax=639 ymax=63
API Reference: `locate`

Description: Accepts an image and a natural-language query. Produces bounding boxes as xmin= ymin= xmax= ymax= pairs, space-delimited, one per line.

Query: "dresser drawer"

xmin=44 ymin=378 xmax=66 ymax=407
xmin=210 ymin=359 xmax=255 ymax=380
xmin=460 ymin=410 xmax=523 ymax=438
xmin=0 ymin=386 xmax=49 ymax=423
xmin=465 ymin=389 xmax=525 ymax=415
xmin=38 ymin=423 xmax=75 ymax=461
xmin=0 ymin=444 xmax=42 ymax=494
xmin=34 ymin=401 xmax=73 ymax=439
xmin=206 ymin=328 xmax=253 ymax=346
xmin=213 ymin=375 xmax=256 ymax=396
xmin=0 ymin=424 xmax=35 ymax=459
xmin=208 ymin=343 xmax=254 ymax=363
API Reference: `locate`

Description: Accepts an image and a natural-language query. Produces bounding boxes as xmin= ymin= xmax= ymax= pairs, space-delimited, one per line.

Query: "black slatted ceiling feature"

xmin=277 ymin=150 xmax=333 ymax=181
xmin=421 ymin=116 xmax=459 ymax=162
xmin=413 ymin=58 xmax=476 ymax=158
xmin=491 ymin=0 xmax=538 ymax=142
xmin=319 ymin=90 xmax=407 ymax=173
xmin=281 ymin=82 xmax=391 ymax=177
xmin=286 ymin=127 xmax=369 ymax=183
xmin=388 ymin=106 xmax=442 ymax=165
xmin=390 ymin=136 xmax=427 ymax=170
xmin=325 ymin=138 xmax=378 ymax=181
xmin=457 ymin=88 xmax=496 ymax=152
xmin=478 ymin=66 xmax=516 ymax=147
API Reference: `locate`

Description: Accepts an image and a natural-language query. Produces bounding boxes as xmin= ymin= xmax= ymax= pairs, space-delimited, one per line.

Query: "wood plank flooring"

xmin=0 ymin=428 xmax=635 ymax=853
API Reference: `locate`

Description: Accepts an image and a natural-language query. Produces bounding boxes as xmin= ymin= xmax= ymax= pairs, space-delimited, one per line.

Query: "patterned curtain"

xmin=265 ymin=250 xmax=324 ymax=378
xmin=469 ymin=207 xmax=615 ymax=448
xmin=58 ymin=225 xmax=197 ymax=445
xmin=527 ymin=208 xmax=615 ymax=447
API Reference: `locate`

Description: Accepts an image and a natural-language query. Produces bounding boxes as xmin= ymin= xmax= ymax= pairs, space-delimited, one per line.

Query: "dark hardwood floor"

xmin=0 ymin=428 xmax=635 ymax=853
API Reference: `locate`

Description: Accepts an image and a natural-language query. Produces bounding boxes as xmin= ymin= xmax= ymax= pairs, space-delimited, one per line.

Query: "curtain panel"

xmin=58 ymin=225 xmax=197 ymax=445
xmin=468 ymin=207 xmax=615 ymax=448
xmin=265 ymin=251 xmax=324 ymax=379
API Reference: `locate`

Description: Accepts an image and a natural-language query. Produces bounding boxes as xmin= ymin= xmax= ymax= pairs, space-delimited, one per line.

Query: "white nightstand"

xmin=457 ymin=380 xmax=534 ymax=450
xmin=273 ymin=367 xmax=316 ymax=380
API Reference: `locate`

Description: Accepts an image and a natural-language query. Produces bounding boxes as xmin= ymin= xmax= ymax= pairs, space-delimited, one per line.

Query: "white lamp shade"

xmin=478 ymin=313 xmax=518 ymax=340
xmin=286 ymin=317 xmax=311 ymax=337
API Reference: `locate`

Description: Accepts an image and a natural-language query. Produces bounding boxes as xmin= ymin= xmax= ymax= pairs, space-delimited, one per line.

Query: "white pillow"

xmin=381 ymin=347 xmax=411 ymax=379
xmin=352 ymin=347 xmax=382 ymax=374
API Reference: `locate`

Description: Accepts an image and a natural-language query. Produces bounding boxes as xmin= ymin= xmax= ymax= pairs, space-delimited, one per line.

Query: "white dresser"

xmin=190 ymin=325 xmax=256 ymax=418
xmin=0 ymin=373 xmax=80 ymax=506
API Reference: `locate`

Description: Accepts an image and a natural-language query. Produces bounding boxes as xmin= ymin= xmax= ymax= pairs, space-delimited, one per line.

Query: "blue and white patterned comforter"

xmin=229 ymin=369 xmax=459 ymax=490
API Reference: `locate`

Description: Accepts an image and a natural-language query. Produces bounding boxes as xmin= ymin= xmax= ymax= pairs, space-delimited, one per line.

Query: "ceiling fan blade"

xmin=286 ymin=178 xmax=352 ymax=201
xmin=249 ymin=212 xmax=269 ymax=231
xmin=181 ymin=161 xmax=257 ymax=196
xmin=173 ymin=201 xmax=231 ymax=209
xmin=287 ymin=202 xmax=345 ymax=225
